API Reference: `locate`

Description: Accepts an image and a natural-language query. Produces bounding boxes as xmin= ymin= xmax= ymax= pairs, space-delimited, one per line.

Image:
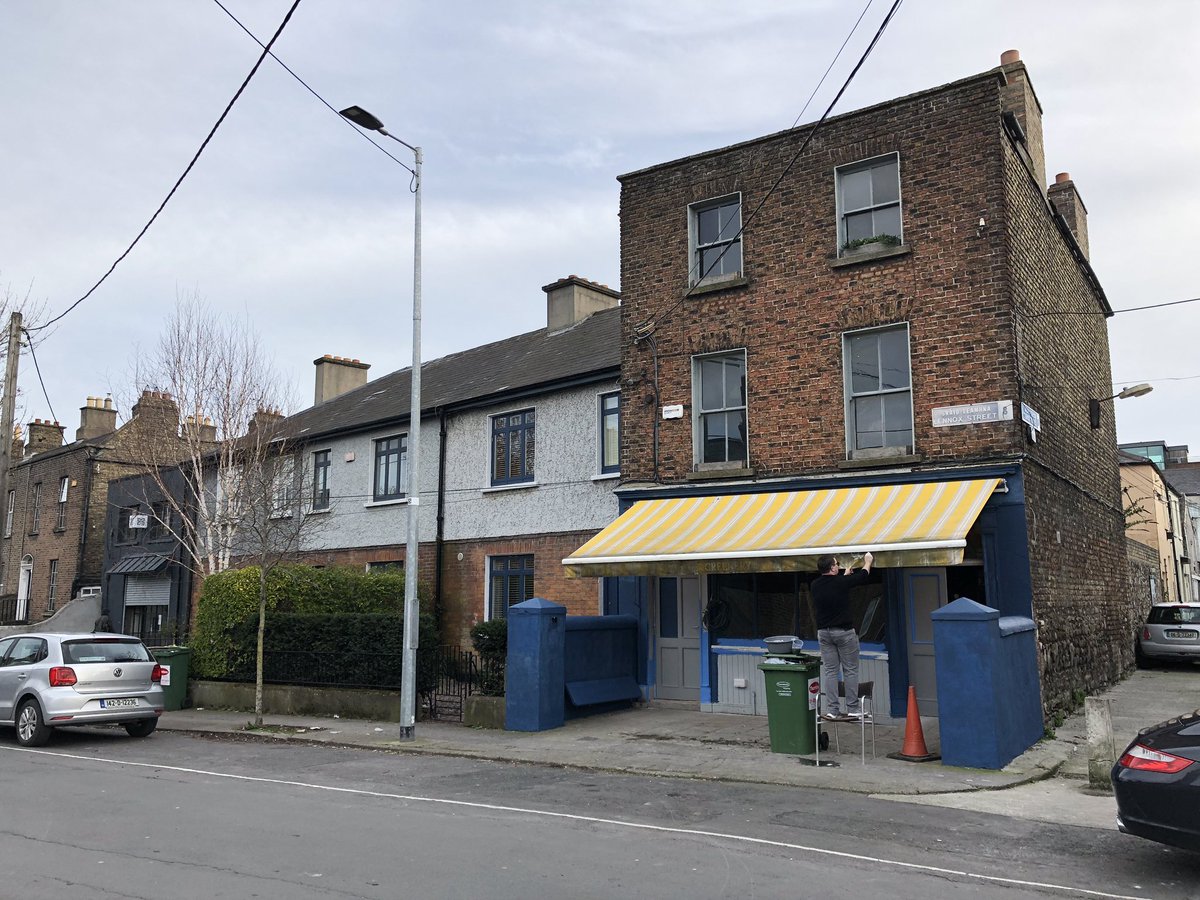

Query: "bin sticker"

xmin=160 ymin=664 xmax=171 ymax=687
xmin=807 ymin=678 xmax=820 ymax=710
xmin=774 ymin=680 xmax=793 ymax=698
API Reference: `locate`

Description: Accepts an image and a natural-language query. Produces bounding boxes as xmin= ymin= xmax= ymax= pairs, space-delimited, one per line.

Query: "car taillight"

xmin=1118 ymin=743 xmax=1195 ymax=774
xmin=48 ymin=666 xmax=77 ymax=687
xmin=1142 ymin=627 xmax=1151 ymax=641
xmin=151 ymin=665 xmax=165 ymax=683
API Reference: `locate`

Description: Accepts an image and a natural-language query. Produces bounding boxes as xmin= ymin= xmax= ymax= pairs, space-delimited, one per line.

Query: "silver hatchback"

xmin=1136 ymin=603 xmax=1200 ymax=666
xmin=0 ymin=632 xmax=165 ymax=746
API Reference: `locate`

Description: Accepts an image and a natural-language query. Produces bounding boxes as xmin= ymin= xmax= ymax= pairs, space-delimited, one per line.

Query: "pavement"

xmin=157 ymin=665 xmax=1200 ymax=804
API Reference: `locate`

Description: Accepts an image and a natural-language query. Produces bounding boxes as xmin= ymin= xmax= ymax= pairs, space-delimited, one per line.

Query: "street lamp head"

xmin=1116 ymin=383 xmax=1153 ymax=400
xmin=339 ymin=105 xmax=386 ymax=132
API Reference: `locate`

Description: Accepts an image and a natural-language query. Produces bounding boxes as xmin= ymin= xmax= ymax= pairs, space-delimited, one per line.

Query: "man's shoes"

xmin=821 ymin=712 xmax=844 ymax=721
xmin=845 ymin=710 xmax=870 ymax=720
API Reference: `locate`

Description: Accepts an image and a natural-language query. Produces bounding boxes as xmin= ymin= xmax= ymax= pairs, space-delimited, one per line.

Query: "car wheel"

xmin=15 ymin=699 xmax=52 ymax=747
xmin=124 ymin=719 xmax=158 ymax=738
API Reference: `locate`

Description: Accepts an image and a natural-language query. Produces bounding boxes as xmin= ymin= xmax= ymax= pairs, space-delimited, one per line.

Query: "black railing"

xmin=0 ymin=594 xmax=27 ymax=626
xmin=422 ymin=645 xmax=505 ymax=721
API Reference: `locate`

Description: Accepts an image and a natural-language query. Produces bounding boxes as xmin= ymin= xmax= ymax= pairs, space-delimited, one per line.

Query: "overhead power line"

xmin=29 ymin=0 xmax=305 ymax=334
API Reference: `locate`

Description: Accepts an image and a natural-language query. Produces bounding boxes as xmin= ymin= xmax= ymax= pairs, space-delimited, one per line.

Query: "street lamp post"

xmin=1088 ymin=382 xmax=1153 ymax=430
xmin=340 ymin=105 xmax=422 ymax=740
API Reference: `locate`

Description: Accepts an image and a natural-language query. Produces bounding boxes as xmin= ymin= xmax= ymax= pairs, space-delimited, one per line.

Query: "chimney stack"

xmin=11 ymin=424 xmax=24 ymax=462
xmin=1046 ymin=172 xmax=1090 ymax=259
xmin=998 ymin=49 xmax=1047 ymax=192
xmin=183 ymin=415 xmax=218 ymax=444
xmin=542 ymin=275 xmax=620 ymax=333
xmin=314 ymin=355 xmax=370 ymax=405
xmin=77 ymin=395 xmax=118 ymax=441
xmin=26 ymin=418 xmax=65 ymax=455
xmin=249 ymin=406 xmax=285 ymax=434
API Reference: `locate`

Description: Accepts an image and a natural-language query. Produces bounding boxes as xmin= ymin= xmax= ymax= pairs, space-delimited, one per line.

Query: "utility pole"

xmin=0 ymin=312 xmax=22 ymax=590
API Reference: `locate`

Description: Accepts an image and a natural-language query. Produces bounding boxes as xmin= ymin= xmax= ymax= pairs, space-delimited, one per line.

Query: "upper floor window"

xmin=312 ymin=449 xmax=331 ymax=510
xmin=29 ymin=482 xmax=42 ymax=534
xmin=843 ymin=324 xmax=913 ymax=455
xmin=116 ymin=505 xmax=141 ymax=544
xmin=4 ymin=490 xmax=13 ymax=538
xmin=374 ymin=435 xmax=407 ymax=502
xmin=491 ymin=409 xmax=535 ymax=486
xmin=149 ymin=501 xmax=171 ymax=541
xmin=270 ymin=456 xmax=297 ymax=518
xmin=488 ymin=554 xmax=535 ymax=620
xmin=693 ymin=351 xmax=747 ymax=467
xmin=836 ymin=154 xmax=902 ymax=252
xmin=599 ymin=392 xmax=620 ymax=475
xmin=56 ymin=477 xmax=69 ymax=530
xmin=689 ymin=195 xmax=742 ymax=284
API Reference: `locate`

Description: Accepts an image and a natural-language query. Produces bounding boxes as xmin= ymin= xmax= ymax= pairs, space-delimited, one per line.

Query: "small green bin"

xmin=150 ymin=646 xmax=192 ymax=711
xmin=757 ymin=656 xmax=821 ymax=755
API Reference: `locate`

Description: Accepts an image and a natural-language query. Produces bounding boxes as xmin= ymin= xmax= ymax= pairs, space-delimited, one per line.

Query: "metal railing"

xmin=0 ymin=594 xmax=27 ymax=626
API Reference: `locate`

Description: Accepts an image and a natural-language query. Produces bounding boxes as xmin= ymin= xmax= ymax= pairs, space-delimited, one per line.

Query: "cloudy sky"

xmin=2 ymin=1 xmax=1197 ymax=455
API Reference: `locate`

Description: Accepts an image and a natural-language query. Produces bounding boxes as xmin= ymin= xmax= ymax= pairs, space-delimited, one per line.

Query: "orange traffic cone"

xmin=887 ymin=685 xmax=940 ymax=762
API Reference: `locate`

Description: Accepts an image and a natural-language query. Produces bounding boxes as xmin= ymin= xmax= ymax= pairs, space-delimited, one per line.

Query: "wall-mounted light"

xmin=1089 ymin=383 xmax=1153 ymax=429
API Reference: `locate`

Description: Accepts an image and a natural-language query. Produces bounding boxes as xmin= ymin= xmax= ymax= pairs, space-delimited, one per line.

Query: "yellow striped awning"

xmin=563 ymin=478 xmax=1001 ymax=577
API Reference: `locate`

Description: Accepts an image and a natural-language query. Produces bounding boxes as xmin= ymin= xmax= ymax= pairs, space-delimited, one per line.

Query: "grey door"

xmin=904 ymin=567 xmax=947 ymax=716
xmin=655 ymin=576 xmax=702 ymax=701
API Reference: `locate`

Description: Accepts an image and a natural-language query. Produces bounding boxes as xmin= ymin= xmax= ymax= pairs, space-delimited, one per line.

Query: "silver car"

xmin=1136 ymin=603 xmax=1200 ymax=666
xmin=0 ymin=632 xmax=165 ymax=746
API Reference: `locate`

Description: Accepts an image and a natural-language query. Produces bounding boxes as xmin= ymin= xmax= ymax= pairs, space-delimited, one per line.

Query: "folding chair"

xmin=830 ymin=680 xmax=876 ymax=764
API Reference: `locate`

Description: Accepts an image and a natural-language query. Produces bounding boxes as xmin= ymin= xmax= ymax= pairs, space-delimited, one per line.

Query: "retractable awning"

xmin=563 ymin=478 xmax=1001 ymax=577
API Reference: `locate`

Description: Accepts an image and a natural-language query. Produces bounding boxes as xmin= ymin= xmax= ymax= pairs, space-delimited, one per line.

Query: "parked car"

xmin=0 ymin=632 xmax=164 ymax=747
xmin=1135 ymin=602 xmax=1200 ymax=666
xmin=1112 ymin=710 xmax=1200 ymax=853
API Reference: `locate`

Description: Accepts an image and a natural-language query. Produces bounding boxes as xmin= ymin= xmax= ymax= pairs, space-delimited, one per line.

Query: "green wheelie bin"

xmin=150 ymin=646 xmax=193 ymax=711
xmin=757 ymin=657 xmax=821 ymax=755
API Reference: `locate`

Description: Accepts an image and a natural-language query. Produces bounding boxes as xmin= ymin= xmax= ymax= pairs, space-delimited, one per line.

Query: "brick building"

xmin=1 ymin=391 xmax=185 ymax=624
xmin=566 ymin=51 xmax=1128 ymax=723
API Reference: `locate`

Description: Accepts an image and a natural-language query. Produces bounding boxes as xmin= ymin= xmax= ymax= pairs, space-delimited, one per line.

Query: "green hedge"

xmin=191 ymin=565 xmax=426 ymax=681
xmin=470 ymin=618 xmax=508 ymax=696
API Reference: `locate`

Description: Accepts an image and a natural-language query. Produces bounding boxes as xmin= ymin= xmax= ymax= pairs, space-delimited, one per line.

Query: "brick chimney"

xmin=1046 ymin=171 xmax=1090 ymax=259
xmin=248 ymin=406 xmax=285 ymax=434
xmin=182 ymin=415 xmax=218 ymax=444
xmin=11 ymin=424 xmax=24 ymax=462
xmin=543 ymin=275 xmax=620 ymax=333
xmin=77 ymin=395 xmax=118 ymax=441
xmin=314 ymin=355 xmax=370 ymax=405
xmin=999 ymin=49 xmax=1047 ymax=192
xmin=26 ymin=418 xmax=65 ymax=455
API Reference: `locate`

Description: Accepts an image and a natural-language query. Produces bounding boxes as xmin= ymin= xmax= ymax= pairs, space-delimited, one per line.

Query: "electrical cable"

xmin=634 ymin=0 xmax=906 ymax=338
xmin=209 ymin=0 xmax=415 ymax=176
xmin=28 ymin=0 xmax=305 ymax=334
xmin=22 ymin=328 xmax=58 ymax=424
xmin=1022 ymin=296 xmax=1200 ymax=318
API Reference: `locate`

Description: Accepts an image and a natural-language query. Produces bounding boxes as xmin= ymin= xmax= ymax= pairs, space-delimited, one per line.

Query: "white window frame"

xmin=691 ymin=349 xmax=749 ymax=469
xmin=56 ymin=476 xmax=68 ymax=530
xmin=842 ymin=323 xmax=914 ymax=457
xmin=4 ymin=490 xmax=13 ymax=537
xmin=688 ymin=193 xmax=743 ymax=286
xmin=835 ymin=153 xmax=903 ymax=253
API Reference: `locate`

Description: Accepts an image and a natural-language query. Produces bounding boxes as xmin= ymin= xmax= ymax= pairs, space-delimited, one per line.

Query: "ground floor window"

xmin=705 ymin=570 xmax=885 ymax=643
xmin=489 ymin=554 xmax=534 ymax=620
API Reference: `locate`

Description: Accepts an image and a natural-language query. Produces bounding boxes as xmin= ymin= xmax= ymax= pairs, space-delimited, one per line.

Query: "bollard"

xmin=1085 ymin=696 xmax=1116 ymax=789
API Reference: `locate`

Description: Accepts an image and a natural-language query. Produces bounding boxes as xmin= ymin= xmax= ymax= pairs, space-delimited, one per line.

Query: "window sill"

xmin=687 ymin=273 xmax=749 ymax=296
xmin=481 ymin=481 xmax=538 ymax=495
xmin=364 ymin=497 xmax=410 ymax=509
xmin=592 ymin=472 xmax=620 ymax=482
xmin=685 ymin=467 xmax=755 ymax=482
xmin=308 ymin=506 xmax=332 ymax=515
xmin=837 ymin=453 xmax=922 ymax=470
xmin=829 ymin=243 xmax=912 ymax=269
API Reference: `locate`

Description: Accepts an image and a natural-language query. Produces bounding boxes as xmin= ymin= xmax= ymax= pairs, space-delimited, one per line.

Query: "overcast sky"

xmin=2 ymin=1 xmax=1197 ymax=456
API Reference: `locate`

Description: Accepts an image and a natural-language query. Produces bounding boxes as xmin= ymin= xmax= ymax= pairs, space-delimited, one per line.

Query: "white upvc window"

xmin=836 ymin=153 xmax=902 ymax=252
xmin=688 ymin=194 xmax=742 ymax=285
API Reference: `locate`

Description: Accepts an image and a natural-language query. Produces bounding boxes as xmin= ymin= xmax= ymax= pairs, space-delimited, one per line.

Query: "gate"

xmin=421 ymin=645 xmax=504 ymax=723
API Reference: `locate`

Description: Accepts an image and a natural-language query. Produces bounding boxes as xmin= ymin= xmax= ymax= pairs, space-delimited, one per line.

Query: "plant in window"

xmin=842 ymin=233 xmax=902 ymax=252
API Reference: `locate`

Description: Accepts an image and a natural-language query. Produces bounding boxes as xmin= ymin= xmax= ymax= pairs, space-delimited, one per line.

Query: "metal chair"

xmin=831 ymin=680 xmax=876 ymax=763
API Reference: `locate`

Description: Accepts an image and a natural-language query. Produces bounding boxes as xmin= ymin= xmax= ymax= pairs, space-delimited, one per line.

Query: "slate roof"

xmin=287 ymin=306 xmax=621 ymax=442
xmin=1164 ymin=463 xmax=1200 ymax=497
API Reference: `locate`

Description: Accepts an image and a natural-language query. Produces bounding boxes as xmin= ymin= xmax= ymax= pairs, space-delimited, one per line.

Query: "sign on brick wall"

xmin=932 ymin=400 xmax=1014 ymax=428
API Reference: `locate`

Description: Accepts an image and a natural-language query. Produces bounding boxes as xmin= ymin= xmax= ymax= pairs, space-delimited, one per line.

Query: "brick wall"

xmin=618 ymin=72 xmax=1021 ymax=482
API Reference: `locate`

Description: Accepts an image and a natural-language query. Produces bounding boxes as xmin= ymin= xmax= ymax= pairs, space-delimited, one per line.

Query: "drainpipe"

xmin=434 ymin=407 xmax=449 ymax=632
xmin=77 ymin=446 xmax=99 ymax=590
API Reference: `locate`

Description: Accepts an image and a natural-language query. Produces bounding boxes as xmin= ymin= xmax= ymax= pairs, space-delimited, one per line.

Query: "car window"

xmin=1148 ymin=607 xmax=1200 ymax=625
xmin=0 ymin=637 xmax=14 ymax=665
xmin=7 ymin=637 xmax=47 ymax=665
xmin=61 ymin=639 xmax=152 ymax=664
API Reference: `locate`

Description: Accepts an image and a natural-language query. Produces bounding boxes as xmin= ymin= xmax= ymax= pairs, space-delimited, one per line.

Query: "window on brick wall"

xmin=47 ymin=559 xmax=59 ymax=612
xmin=836 ymin=154 xmax=902 ymax=253
xmin=692 ymin=350 xmax=748 ymax=468
xmin=843 ymin=324 xmax=913 ymax=456
xmin=4 ymin=490 xmax=13 ymax=538
xmin=688 ymin=195 xmax=742 ymax=285
xmin=29 ymin=482 xmax=42 ymax=534
xmin=488 ymin=554 xmax=535 ymax=620
xmin=56 ymin=477 xmax=68 ymax=530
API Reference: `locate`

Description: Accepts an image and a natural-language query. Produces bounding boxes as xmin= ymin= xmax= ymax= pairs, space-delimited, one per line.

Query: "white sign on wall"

xmin=129 ymin=514 xmax=149 ymax=529
xmin=661 ymin=404 xmax=684 ymax=420
xmin=931 ymin=400 xmax=1014 ymax=428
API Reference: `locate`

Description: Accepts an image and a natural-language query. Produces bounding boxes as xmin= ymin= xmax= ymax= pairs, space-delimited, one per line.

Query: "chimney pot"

xmin=1055 ymin=171 xmax=1071 ymax=184
xmin=1001 ymin=49 xmax=1021 ymax=65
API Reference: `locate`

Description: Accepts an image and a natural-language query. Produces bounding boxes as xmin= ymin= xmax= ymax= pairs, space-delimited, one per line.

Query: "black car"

xmin=1112 ymin=709 xmax=1200 ymax=852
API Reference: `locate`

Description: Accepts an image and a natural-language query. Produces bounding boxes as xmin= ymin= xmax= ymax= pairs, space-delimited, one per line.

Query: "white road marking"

xmin=4 ymin=745 xmax=1151 ymax=900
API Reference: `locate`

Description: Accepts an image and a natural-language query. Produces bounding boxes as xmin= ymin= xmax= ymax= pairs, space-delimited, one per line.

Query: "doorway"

xmin=16 ymin=555 xmax=32 ymax=621
xmin=903 ymin=567 xmax=947 ymax=715
xmin=655 ymin=576 xmax=702 ymax=701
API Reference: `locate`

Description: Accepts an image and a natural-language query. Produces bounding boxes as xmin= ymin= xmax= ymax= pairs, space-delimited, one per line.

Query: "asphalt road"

xmin=0 ymin=727 xmax=1197 ymax=899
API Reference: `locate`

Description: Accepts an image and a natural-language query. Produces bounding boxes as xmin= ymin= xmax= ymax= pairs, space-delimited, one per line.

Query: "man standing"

xmin=811 ymin=551 xmax=873 ymax=720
